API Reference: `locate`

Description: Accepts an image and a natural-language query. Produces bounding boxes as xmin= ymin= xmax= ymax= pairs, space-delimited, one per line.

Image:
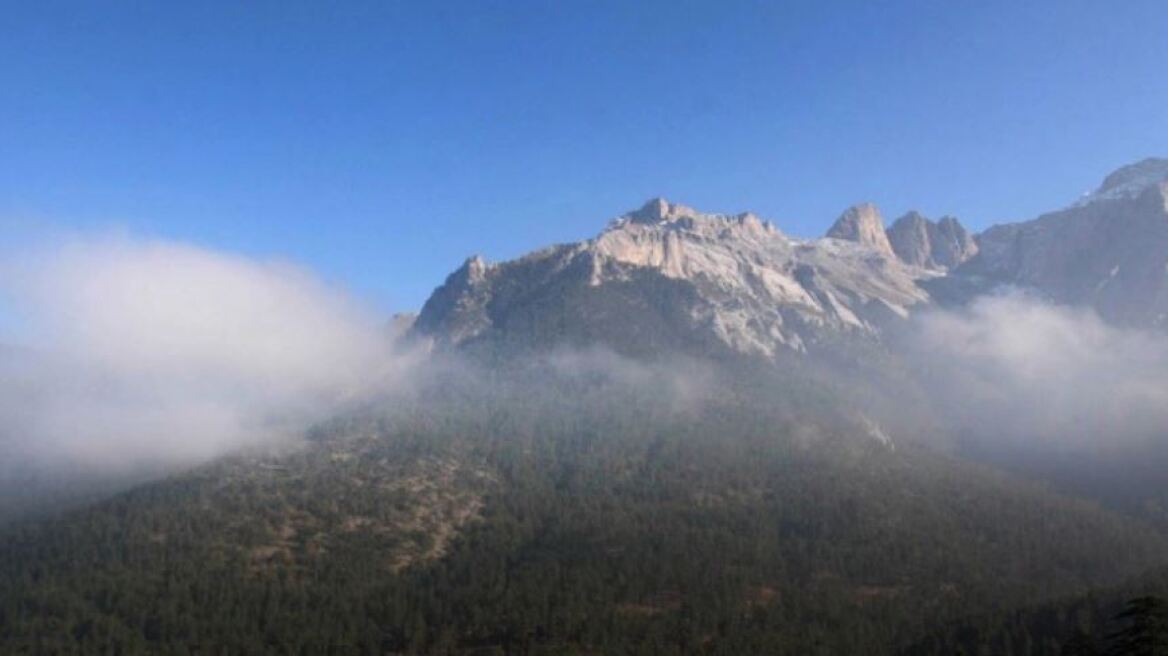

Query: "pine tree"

xmin=1108 ymin=596 xmax=1168 ymax=656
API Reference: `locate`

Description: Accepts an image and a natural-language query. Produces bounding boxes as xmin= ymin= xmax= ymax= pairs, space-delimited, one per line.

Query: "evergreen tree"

xmin=1108 ymin=596 xmax=1168 ymax=656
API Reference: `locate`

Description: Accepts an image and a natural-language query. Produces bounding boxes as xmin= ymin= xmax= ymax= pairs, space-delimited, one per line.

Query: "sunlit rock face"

xmin=413 ymin=157 xmax=1168 ymax=358
xmin=414 ymin=198 xmax=929 ymax=357
xmin=825 ymin=202 xmax=895 ymax=258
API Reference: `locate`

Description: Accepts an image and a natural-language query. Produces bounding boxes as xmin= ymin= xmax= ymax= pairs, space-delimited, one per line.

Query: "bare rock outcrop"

xmin=826 ymin=203 xmax=895 ymax=257
xmin=886 ymin=211 xmax=978 ymax=269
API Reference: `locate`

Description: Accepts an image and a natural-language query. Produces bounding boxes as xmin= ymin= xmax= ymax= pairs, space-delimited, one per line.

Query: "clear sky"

xmin=4 ymin=1 xmax=1167 ymax=311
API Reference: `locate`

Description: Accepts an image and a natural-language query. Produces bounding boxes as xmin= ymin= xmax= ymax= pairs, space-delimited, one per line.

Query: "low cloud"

xmin=903 ymin=292 xmax=1168 ymax=453
xmin=0 ymin=235 xmax=404 ymax=476
xmin=8 ymin=234 xmax=1166 ymax=512
xmin=543 ymin=346 xmax=714 ymax=408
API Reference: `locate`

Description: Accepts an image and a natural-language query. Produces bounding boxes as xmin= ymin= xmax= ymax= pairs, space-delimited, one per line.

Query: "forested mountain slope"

xmin=2 ymin=365 xmax=1166 ymax=654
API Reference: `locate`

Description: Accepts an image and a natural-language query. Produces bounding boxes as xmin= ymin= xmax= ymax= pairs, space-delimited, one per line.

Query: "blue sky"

xmin=3 ymin=1 xmax=1167 ymax=311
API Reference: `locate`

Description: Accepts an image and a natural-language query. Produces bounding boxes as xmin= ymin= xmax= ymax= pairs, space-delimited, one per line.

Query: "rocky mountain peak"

xmin=887 ymin=211 xmax=977 ymax=270
xmin=826 ymin=203 xmax=895 ymax=256
xmin=626 ymin=197 xmax=700 ymax=224
xmin=959 ymin=156 xmax=1168 ymax=328
xmin=607 ymin=199 xmax=779 ymax=244
xmin=929 ymin=215 xmax=978 ymax=268
xmin=460 ymin=255 xmax=490 ymax=282
xmin=895 ymin=210 xmax=929 ymax=226
xmin=414 ymin=199 xmax=929 ymax=357
xmin=411 ymin=255 xmax=495 ymax=344
xmin=412 ymin=156 xmax=1168 ymax=359
xmin=935 ymin=215 xmax=963 ymax=231
xmin=886 ymin=211 xmax=932 ymax=267
xmin=1073 ymin=157 xmax=1168 ymax=207
xmin=1098 ymin=158 xmax=1168 ymax=194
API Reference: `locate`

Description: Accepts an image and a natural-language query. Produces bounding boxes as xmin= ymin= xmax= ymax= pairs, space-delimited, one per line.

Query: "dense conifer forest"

xmin=3 ymin=363 xmax=1167 ymax=654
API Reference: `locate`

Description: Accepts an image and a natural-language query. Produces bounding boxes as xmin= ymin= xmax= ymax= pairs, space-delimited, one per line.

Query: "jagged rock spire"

xmin=887 ymin=211 xmax=977 ymax=269
xmin=826 ymin=203 xmax=894 ymax=257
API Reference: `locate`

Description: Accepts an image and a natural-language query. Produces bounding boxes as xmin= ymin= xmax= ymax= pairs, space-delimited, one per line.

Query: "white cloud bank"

xmin=0 ymin=235 xmax=403 ymax=474
xmin=4 ymin=233 xmax=1166 ymax=501
xmin=905 ymin=293 xmax=1168 ymax=452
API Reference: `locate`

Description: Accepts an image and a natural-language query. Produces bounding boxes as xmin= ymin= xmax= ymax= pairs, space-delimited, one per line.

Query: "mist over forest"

xmin=5 ymin=3 xmax=1168 ymax=653
xmin=5 ymin=228 xmax=1168 ymax=518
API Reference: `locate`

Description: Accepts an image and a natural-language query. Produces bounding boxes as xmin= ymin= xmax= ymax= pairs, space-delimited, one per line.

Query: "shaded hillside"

xmin=2 ymin=364 xmax=1166 ymax=654
xmin=902 ymin=568 xmax=1168 ymax=655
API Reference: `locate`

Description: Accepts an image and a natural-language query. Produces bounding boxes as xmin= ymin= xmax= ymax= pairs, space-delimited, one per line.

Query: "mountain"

xmin=6 ymin=157 xmax=1168 ymax=655
xmin=414 ymin=198 xmax=929 ymax=356
xmin=956 ymin=157 xmax=1168 ymax=327
xmin=417 ymin=157 xmax=1168 ymax=357
xmin=886 ymin=211 xmax=978 ymax=270
xmin=825 ymin=202 xmax=897 ymax=257
xmin=1076 ymin=157 xmax=1168 ymax=208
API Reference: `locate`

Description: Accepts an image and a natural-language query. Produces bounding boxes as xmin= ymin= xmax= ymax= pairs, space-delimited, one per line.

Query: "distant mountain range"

xmin=413 ymin=157 xmax=1168 ymax=356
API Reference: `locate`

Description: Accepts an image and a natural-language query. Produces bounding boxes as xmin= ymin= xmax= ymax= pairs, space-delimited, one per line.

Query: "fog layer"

xmin=0 ymin=235 xmax=401 ymax=475
xmin=904 ymin=292 xmax=1168 ymax=453
xmin=4 ymin=235 xmax=1168 ymax=513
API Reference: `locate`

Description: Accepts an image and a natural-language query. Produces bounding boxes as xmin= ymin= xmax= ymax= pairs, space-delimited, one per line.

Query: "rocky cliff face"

xmin=414 ymin=157 xmax=1168 ymax=357
xmin=1074 ymin=157 xmax=1168 ymax=207
xmin=414 ymin=198 xmax=929 ymax=357
xmin=825 ymin=203 xmax=895 ymax=257
xmin=886 ymin=211 xmax=978 ymax=270
xmin=958 ymin=158 xmax=1168 ymax=328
